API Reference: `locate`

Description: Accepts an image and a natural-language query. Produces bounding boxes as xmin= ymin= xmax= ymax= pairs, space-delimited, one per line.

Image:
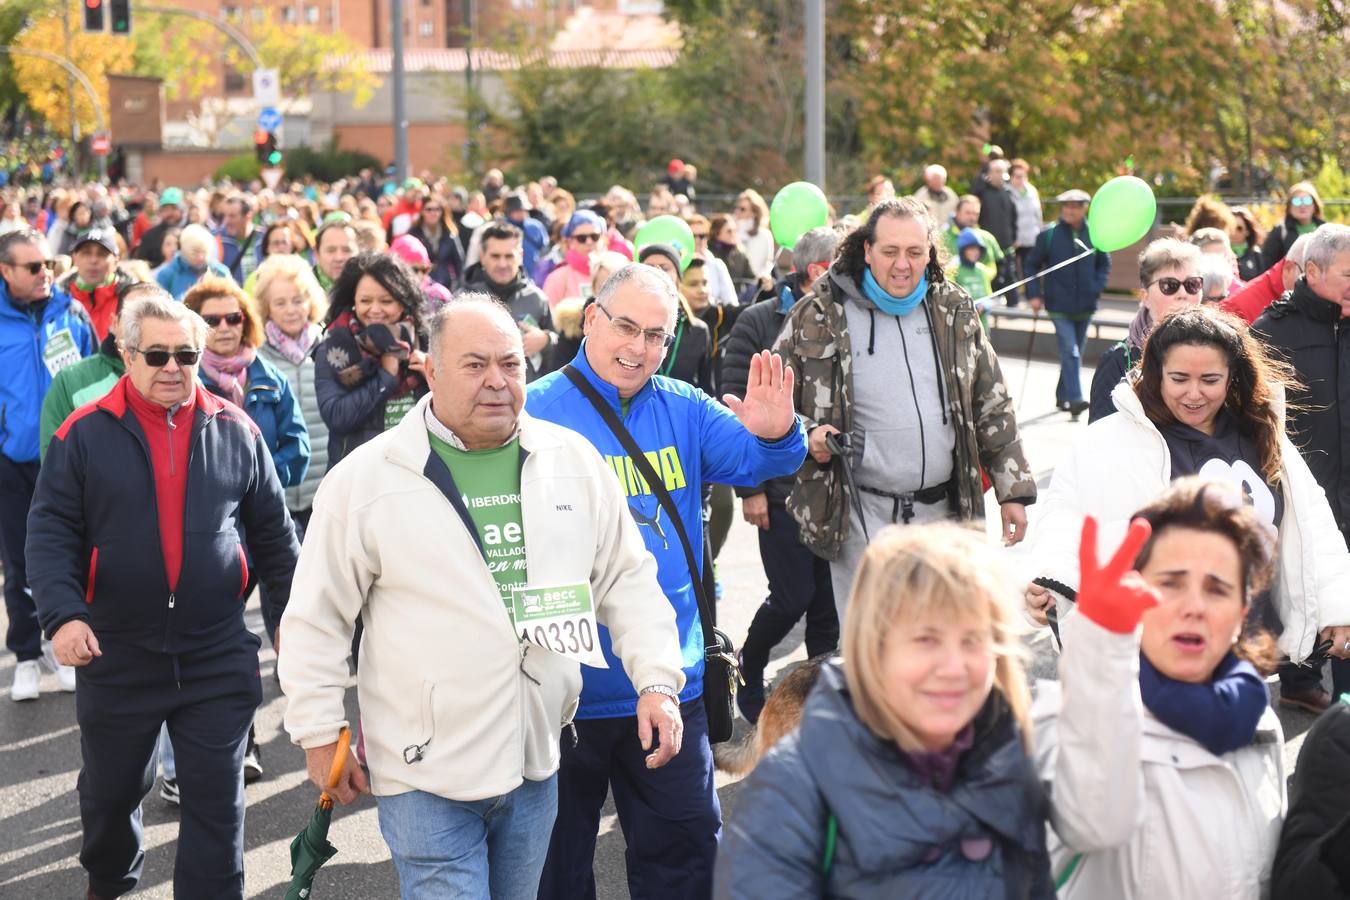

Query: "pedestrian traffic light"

xmin=254 ymin=130 xmax=277 ymax=164
xmin=83 ymin=0 xmax=105 ymax=33
xmin=110 ymin=0 xmax=132 ymax=34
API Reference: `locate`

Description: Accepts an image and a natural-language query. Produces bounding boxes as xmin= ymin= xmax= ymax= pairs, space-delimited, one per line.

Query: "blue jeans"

xmin=1051 ymin=316 xmax=1090 ymax=404
xmin=377 ymin=775 xmax=558 ymax=900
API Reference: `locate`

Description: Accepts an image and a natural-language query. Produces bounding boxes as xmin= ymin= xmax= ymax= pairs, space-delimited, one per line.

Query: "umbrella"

xmin=284 ymin=726 xmax=352 ymax=900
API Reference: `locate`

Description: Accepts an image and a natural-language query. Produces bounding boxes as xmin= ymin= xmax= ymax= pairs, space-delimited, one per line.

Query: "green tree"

xmin=226 ymin=11 xmax=380 ymax=113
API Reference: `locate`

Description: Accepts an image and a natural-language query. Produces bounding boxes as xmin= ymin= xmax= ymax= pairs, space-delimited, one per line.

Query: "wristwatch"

xmin=639 ymin=685 xmax=679 ymax=699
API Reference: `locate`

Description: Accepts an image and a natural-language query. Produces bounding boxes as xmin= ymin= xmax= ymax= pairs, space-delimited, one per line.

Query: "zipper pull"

xmin=168 ymin=592 xmax=176 ymax=609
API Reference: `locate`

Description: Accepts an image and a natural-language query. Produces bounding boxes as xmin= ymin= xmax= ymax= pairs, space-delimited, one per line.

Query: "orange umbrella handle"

xmin=319 ymin=726 xmax=352 ymax=810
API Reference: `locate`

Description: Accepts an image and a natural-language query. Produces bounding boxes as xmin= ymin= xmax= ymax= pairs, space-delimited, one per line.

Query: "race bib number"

xmin=384 ymin=393 xmax=416 ymax=431
xmin=43 ymin=328 xmax=81 ymax=376
xmin=511 ymin=582 xmax=607 ymax=668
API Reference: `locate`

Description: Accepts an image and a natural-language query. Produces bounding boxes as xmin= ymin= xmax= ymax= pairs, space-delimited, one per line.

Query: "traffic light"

xmin=83 ymin=0 xmax=105 ymax=33
xmin=254 ymin=130 xmax=277 ymax=164
xmin=110 ymin=0 xmax=132 ymax=34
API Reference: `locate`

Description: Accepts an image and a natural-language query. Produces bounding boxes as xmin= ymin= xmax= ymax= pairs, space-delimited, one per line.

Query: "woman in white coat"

xmin=1036 ymin=480 xmax=1285 ymax=899
xmin=1024 ymin=305 xmax=1350 ymax=669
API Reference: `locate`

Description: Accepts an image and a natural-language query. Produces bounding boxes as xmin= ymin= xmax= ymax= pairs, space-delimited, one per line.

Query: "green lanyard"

xmin=659 ymin=315 xmax=687 ymax=377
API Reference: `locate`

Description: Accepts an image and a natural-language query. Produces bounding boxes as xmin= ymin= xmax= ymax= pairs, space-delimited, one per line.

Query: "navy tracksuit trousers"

xmin=537 ymin=699 xmax=722 ymax=900
xmin=76 ymin=635 xmax=261 ymax=899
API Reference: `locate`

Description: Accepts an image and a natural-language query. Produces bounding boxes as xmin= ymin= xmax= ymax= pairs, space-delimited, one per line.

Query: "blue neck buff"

xmin=861 ymin=267 xmax=928 ymax=316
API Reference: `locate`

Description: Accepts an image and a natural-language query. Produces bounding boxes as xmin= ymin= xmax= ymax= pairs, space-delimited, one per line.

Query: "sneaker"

xmin=160 ymin=777 xmax=180 ymax=805
xmin=11 ymin=660 xmax=40 ymax=701
xmin=1279 ymin=684 xmax=1332 ymax=714
xmin=243 ymin=728 xmax=264 ymax=783
xmin=41 ymin=641 xmax=77 ymax=692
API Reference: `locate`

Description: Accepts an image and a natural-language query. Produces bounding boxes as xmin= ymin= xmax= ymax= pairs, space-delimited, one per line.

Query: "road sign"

xmin=258 ymin=106 xmax=282 ymax=132
xmin=253 ymin=69 xmax=281 ymax=107
xmin=261 ymin=166 xmax=283 ymax=190
xmin=90 ymin=135 xmax=111 ymax=156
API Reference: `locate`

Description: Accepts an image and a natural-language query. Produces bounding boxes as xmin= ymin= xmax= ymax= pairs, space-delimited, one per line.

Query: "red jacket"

xmin=1222 ymin=263 xmax=1285 ymax=325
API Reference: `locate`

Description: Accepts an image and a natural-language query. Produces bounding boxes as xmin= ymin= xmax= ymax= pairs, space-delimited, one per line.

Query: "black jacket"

xmin=715 ymin=661 xmax=1053 ymax=900
xmin=662 ymin=307 xmax=714 ymax=396
xmin=1259 ymin=215 xmax=1325 ymax=275
xmin=1087 ymin=340 xmax=1137 ymax=424
xmin=721 ymin=281 xmax=800 ymax=503
xmin=1251 ymin=279 xmax=1350 ymax=529
xmin=461 ymin=262 xmax=557 ymax=380
xmin=1272 ymin=699 xmax=1350 ymax=898
xmin=1236 ymin=244 xmax=1264 ymax=283
xmin=27 ymin=379 xmax=300 ymax=654
xmin=972 ymin=175 xmax=1017 ymax=251
xmin=134 ymin=220 xmax=175 ymax=268
xmin=407 ymin=224 xmax=464 ymax=291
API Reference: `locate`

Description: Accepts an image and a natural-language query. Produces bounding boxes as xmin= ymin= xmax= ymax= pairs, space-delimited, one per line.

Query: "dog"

xmin=714 ymin=654 xmax=829 ymax=775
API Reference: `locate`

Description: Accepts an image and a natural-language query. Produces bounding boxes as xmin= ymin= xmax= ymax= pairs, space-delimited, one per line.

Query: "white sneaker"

xmin=41 ymin=641 xmax=77 ymax=692
xmin=11 ymin=660 xmax=40 ymax=701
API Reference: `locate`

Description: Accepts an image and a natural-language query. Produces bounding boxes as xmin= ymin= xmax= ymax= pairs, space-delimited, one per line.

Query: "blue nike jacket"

xmin=526 ymin=342 xmax=807 ymax=718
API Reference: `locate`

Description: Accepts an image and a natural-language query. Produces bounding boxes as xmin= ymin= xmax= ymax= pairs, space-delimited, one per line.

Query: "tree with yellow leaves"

xmin=226 ymin=10 xmax=380 ymax=113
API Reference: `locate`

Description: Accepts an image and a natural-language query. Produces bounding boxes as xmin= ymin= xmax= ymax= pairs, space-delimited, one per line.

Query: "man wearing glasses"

xmin=543 ymin=210 xmax=607 ymax=309
xmin=527 ymin=264 xmax=807 ymax=900
xmin=27 ymin=287 xmax=300 ymax=899
xmin=0 ymin=227 xmax=95 ymax=702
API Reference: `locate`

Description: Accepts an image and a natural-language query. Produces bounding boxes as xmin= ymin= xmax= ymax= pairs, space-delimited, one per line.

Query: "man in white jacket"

xmin=279 ymin=294 xmax=686 ymax=900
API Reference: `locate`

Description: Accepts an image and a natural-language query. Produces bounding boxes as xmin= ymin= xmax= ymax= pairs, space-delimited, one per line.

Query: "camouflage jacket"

xmin=773 ymin=267 xmax=1037 ymax=560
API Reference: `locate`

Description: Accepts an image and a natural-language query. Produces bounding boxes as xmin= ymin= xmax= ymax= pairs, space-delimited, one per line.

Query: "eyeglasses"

xmin=202 ymin=312 xmax=245 ymax=328
xmin=130 ymin=347 xmax=202 ymax=367
xmin=1290 ymin=196 xmax=1315 ymax=208
xmin=595 ymin=302 xmax=675 ymax=348
xmin=692 ymin=233 xmax=709 ymax=240
xmin=4 ymin=259 xmax=55 ymax=275
xmin=412 ymin=265 xmax=431 ymax=276
xmin=572 ymin=233 xmax=601 ymax=244
xmin=1148 ymin=276 xmax=1204 ymax=296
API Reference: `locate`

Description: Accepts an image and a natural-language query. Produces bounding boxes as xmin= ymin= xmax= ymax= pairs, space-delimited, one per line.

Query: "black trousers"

xmin=0 ymin=454 xmax=41 ymax=660
xmin=75 ymin=636 xmax=261 ymax=898
xmin=738 ymin=502 xmax=838 ymax=684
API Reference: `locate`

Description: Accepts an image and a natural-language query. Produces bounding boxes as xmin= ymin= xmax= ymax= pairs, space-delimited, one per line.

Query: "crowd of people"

xmin=2 ymin=155 xmax=1350 ymax=900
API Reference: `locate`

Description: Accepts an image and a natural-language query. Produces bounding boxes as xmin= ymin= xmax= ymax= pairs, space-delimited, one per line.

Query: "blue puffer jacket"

xmin=155 ymin=254 xmax=233 ymax=301
xmin=716 ymin=661 xmax=1054 ymax=900
xmin=0 ymin=280 xmax=95 ymax=463
xmin=199 ymin=353 xmax=310 ymax=489
xmin=526 ymin=343 xmax=807 ymax=718
xmin=1024 ymin=220 xmax=1112 ymax=317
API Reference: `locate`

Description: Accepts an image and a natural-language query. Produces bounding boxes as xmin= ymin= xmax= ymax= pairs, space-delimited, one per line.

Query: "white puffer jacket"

xmin=1025 ymin=379 xmax=1350 ymax=662
xmin=1034 ymin=614 xmax=1285 ymax=900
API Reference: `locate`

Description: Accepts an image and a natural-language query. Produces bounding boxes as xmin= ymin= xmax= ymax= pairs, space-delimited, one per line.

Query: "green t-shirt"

xmin=428 ymin=432 xmax=527 ymax=614
xmin=951 ymin=259 xmax=994 ymax=301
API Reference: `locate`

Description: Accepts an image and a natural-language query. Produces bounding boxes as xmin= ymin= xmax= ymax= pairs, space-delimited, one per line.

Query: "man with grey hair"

xmin=720 ymin=225 xmax=841 ymax=721
xmin=1 ymin=226 xmax=95 ymax=701
xmin=1252 ymin=222 xmax=1350 ymax=712
xmin=527 ymin=264 xmax=807 ymax=899
xmin=279 ymin=293 xmax=686 ymax=899
xmin=1224 ymin=230 xmax=1315 ymax=324
xmin=913 ymin=163 xmax=958 ymax=224
xmin=27 ymin=287 xmax=300 ymax=898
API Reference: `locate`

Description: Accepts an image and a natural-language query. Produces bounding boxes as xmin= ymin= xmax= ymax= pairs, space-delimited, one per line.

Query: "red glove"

xmin=1076 ymin=516 xmax=1161 ymax=634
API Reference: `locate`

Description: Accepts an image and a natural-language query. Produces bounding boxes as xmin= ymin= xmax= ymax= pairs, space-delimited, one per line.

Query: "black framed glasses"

xmin=4 ymin=259 xmax=55 ymax=275
xmin=571 ymin=232 xmax=601 ymax=244
xmin=130 ymin=347 xmax=202 ymax=367
xmin=1148 ymin=276 xmax=1204 ymax=296
xmin=202 ymin=312 xmax=245 ymax=328
xmin=595 ymin=303 xmax=675 ymax=348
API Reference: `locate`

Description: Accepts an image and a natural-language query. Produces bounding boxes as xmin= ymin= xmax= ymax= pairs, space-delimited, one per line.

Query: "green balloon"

xmin=1086 ymin=175 xmax=1156 ymax=253
xmin=634 ymin=215 xmax=696 ymax=270
xmin=770 ymin=181 xmax=829 ymax=249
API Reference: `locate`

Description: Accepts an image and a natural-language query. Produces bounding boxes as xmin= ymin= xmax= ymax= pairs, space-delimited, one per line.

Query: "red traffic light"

xmin=86 ymin=0 xmax=101 ymax=8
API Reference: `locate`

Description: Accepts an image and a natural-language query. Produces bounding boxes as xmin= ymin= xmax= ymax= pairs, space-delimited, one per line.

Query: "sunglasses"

xmin=1290 ymin=196 xmax=1315 ymax=208
xmin=5 ymin=259 xmax=55 ymax=275
xmin=692 ymin=233 xmax=709 ymax=240
xmin=130 ymin=347 xmax=202 ymax=367
xmin=412 ymin=265 xmax=432 ymax=276
xmin=1149 ymin=276 xmax=1204 ymax=296
xmin=572 ymin=233 xmax=601 ymax=244
xmin=202 ymin=312 xmax=245 ymax=328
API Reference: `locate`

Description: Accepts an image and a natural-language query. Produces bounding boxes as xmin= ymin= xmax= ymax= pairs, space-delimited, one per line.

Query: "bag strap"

xmin=563 ymin=365 xmax=717 ymax=652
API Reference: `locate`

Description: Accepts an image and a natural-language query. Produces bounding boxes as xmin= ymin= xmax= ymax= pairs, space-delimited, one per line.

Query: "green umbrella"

xmin=284 ymin=726 xmax=352 ymax=900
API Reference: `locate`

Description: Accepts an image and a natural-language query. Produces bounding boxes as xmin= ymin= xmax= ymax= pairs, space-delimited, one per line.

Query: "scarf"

xmin=265 ymin=320 xmax=317 ymax=366
xmin=1232 ymin=241 xmax=1248 ymax=257
xmin=899 ymin=721 xmax=974 ymax=792
xmin=326 ymin=311 xmax=423 ymax=397
xmin=1138 ymin=651 xmax=1268 ymax=757
xmin=201 ymin=345 xmax=256 ymax=407
xmin=861 ymin=267 xmax=928 ymax=317
xmin=1127 ymin=305 xmax=1153 ymax=355
xmin=710 ymin=239 xmax=737 ymax=262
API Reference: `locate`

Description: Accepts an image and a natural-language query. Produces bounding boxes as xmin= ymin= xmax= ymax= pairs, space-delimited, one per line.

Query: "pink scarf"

xmin=201 ymin=345 xmax=256 ymax=407
xmin=265 ymin=320 xmax=317 ymax=365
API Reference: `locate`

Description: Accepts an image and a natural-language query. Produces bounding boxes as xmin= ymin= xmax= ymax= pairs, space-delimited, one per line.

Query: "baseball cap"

xmin=1055 ymin=189 xmax=1091 ymax=204
xmin=72 ymin=227 xmax=119 ymax=256
xmin=159 ymin=187 xmax=184 ymax=207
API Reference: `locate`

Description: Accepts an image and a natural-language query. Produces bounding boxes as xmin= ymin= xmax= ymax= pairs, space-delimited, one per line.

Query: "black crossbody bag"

xmin=563 ymin=365 xmax=740 ymax=743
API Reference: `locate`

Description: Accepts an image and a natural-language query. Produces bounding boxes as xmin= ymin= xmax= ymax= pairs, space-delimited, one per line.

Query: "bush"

xmin=215 ymin=153 xmax=262 ymax=183
xmin=282 ymin=140 xmax=382 ymax=182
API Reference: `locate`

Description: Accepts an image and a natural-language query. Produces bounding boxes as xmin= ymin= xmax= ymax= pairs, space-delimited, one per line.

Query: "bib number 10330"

xmin=511 ymin=582 xmax=608 ymax=668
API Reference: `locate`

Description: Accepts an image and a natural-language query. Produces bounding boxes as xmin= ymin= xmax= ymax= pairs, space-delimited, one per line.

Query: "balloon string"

xmin=983 ymin=247 xmax=1095 ymax=303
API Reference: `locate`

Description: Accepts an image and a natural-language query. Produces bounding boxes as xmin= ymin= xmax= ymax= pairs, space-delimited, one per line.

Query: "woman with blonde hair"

xmin=733 ymin=189 xmax=776 ymax=283
xmin=1260 ymin=181 xmax=1326 ymax=274
xmin=254 ymin=254 xmax=330 ymax=530
xmin=716 ymin=523 xmax=1052 ymax=899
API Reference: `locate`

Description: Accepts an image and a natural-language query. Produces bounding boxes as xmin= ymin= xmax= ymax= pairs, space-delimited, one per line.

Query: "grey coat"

xmin=259 ymin=327 xmax=329 ymax=512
